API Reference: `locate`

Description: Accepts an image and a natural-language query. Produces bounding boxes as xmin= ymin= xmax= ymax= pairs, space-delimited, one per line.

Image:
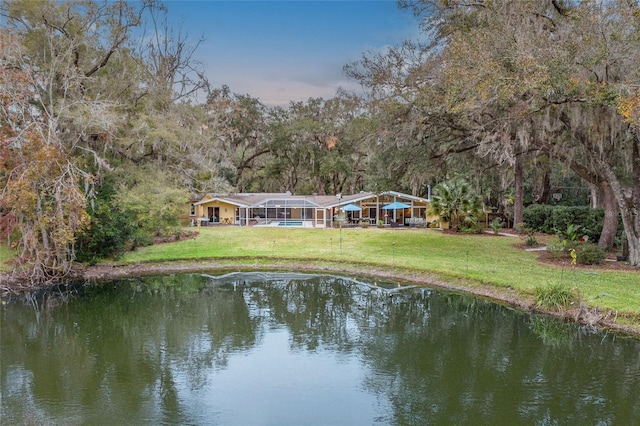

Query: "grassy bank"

xmin=119 ymin=227 xmax=639 ymax=317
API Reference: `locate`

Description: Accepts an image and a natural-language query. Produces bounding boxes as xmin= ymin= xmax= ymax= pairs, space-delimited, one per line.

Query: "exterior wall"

xmin=197 ymin=200 xmax=237 ymax=225
xmin=181 ymin=201 xmax=197 ymax=225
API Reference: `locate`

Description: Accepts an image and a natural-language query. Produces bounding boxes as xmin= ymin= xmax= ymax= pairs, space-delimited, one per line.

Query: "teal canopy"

xmin=340 ymin=203 xmax=362 ymax=212
xmin=382 ymin=201 xmax=411 ymax=210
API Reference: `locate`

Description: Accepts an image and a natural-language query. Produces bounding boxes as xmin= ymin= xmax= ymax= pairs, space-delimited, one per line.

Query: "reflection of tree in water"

xmin=247 ymin=276 xmax=378 ymax=351
xmin=2 ymin=274 xmax=257 ymax=424
xmin=3 ymin=273 xmax=640 ymax=424
xmin=226 ymin=277 xmax=640 ymax=423
xmin=359 ymin=292 xmax=640 ymax=424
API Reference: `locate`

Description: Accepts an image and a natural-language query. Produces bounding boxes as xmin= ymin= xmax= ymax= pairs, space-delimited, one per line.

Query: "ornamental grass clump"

xmin=534 ymin=282 xmax=575 ymax=310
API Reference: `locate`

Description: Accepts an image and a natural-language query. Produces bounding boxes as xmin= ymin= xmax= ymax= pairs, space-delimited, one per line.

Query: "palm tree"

xmin=429 ymin=178 xmax=483 ymax=231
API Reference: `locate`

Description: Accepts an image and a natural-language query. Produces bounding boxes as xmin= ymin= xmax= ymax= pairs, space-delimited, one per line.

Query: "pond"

xmin=2 ymin=272 xmax=640 ymax=424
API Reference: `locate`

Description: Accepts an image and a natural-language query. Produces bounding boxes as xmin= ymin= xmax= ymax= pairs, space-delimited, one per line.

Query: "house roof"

xmin=193 ymin=191 xmax=429 ymax=208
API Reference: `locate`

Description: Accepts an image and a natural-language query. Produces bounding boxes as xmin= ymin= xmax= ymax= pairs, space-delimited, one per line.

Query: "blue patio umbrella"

xmin=382 ymin=201 xmax=411 ymax=210
xmin=340 ymin=203 xmax=362 ymax=211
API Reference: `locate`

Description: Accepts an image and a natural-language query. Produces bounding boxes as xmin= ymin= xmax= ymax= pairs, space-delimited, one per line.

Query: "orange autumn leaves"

xmin=1 ymin=131 xmax=91 ymax=279
xmin=617 ymin=94 xmax=640 ymax=127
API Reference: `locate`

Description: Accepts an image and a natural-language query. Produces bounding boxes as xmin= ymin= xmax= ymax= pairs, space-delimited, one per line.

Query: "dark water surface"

xmin=2 ymin=272 xmax=640 ymax=425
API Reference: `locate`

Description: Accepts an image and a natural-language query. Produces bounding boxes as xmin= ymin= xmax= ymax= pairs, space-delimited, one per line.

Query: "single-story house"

xmin=189 ymin=190 xmax=440 ymax=228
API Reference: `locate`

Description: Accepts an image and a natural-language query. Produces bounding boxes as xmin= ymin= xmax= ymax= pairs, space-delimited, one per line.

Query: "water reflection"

xmin=2 ymin=272 xmax=640 ymax=424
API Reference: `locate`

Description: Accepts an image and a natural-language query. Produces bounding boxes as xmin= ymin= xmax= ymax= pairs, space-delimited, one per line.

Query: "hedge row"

xmin=522 ymin=204 xmax=608 ymax=243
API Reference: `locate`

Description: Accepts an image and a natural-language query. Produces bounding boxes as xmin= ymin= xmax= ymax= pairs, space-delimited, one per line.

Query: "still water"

xmin=2 ymin=272 xmax=640 ymax=425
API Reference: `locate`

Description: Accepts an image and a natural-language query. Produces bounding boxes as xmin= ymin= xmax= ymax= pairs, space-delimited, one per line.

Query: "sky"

xmin=166 ymin=1 xmax=421 ymax=106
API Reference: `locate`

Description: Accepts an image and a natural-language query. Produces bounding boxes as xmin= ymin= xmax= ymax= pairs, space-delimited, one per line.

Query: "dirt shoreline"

xmin=2 ymin=258 xmax=639 ymax=337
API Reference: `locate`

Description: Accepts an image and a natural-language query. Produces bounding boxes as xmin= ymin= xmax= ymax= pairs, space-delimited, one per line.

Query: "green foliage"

xmin=575 ymin=243 xmax=606 ymax=265
xmin=76 ymin=179 xmax=135 ymax=264
xmin=562 ymin=239 xmax=581 ymax=252
xmin=534 ymin=282 xmax=575 ymax=310
xmin=259 ymin=94 xmax=370 ymax=194
xmin=557 ymin=223 xmax=583 ymax=242
xmin=459 ymin=213 xmax=483 ymax=234
xmin=525 ymin=231 xmax=538 ymax=247
xmin=489 ymin=217 xmax=504 ymax=234
xmin=429 ymin=178 xmax=483 ymax=231
xmin=459 ymin=224 xmax=483 ymax=234
xmin=113 ymin=167 xmax=187 ymax=247
xmin=546 ymin=239 xmax=566 ymax=259
xmin=524 ymin=205 xmax=612 ymax=243
xmin=522 ymin=204 xmax=555 ymax=231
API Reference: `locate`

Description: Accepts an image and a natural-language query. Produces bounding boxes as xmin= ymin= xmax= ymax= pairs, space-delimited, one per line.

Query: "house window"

xmin=190 ymin=203 xmax=196 ymax=216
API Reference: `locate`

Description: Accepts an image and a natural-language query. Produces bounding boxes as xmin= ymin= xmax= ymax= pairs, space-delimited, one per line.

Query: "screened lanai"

xmin=191 ymin=190 xmax=434 ymax=228
xmin=243 ymin=197 xmax=324 ymax=227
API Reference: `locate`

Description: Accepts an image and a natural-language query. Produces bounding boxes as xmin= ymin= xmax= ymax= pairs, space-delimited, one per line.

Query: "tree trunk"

xmin=601 ymin=133 xmax=640 ymax=266
xmin=534 ymin=160 xmax=551 ymax=204
xmin=513 ymin=153 xmax=524 ymax=227
xmin=629 ymin=132 xmax=640 ymax=266
xmin=598 ymin=181 xmax=618 ymax=251
xmin=590 ymin=184 xmax=599 ymax=208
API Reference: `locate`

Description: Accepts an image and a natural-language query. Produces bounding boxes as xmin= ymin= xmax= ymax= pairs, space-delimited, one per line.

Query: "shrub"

xmin=556 ymin=223 xmax=582 ymax=242
xmin=459 ymin=226 xmax=483 ymax=234
xmin=534 ymin=282 xmax=575 ymax=309
xmin=575 ymin=243 xmax=606 ymax=265
xmin=459 ymin=218 xmax=484 ymax=234
xmin=546 ymin=239 xmax=566 ymax=259
xmin=562 ymin=239 xmax=581 ymax=253
xmin=359 ymin=221 xmax=369 ymax=228
xmin=76 ymin=179 xmax=136 ymax=263
xmin=490 ymin=217 xmax=504 ymax=235
xmin=525 ymin=231 xmax=538 ymax=246
xmin=523 ymin=204 xmax=610 ymax=243
xmin=522 ymin=204 xmax=553 ymax=231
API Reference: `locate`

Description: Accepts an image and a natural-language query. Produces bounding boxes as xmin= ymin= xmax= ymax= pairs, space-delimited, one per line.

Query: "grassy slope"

xmin=120 ymin=227 xmax=639 ymax=315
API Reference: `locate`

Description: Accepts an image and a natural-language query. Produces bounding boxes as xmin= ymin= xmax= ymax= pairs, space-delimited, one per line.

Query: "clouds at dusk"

xmin=168 ymin=1 xmax=420 ymax=106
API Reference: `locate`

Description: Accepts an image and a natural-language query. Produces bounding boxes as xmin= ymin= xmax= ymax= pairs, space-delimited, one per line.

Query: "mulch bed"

xmin=533 ymin=250 xmax=638 ymax=272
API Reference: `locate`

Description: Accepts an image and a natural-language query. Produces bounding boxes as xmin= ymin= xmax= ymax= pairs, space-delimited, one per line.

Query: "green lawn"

xmin=120 ymin=227 xmax=639 ymax=315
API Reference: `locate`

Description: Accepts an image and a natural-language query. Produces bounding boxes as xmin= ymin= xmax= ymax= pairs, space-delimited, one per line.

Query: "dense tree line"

xmin=347 ymin=0 xmax=640 ymax=265
xmin=2 ymin=0 xmax=639 ymax=285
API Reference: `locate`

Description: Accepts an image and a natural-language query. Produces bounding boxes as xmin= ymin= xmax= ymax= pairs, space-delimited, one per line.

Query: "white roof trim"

xmin=193 ymin=196 xmax=249 ymax=207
